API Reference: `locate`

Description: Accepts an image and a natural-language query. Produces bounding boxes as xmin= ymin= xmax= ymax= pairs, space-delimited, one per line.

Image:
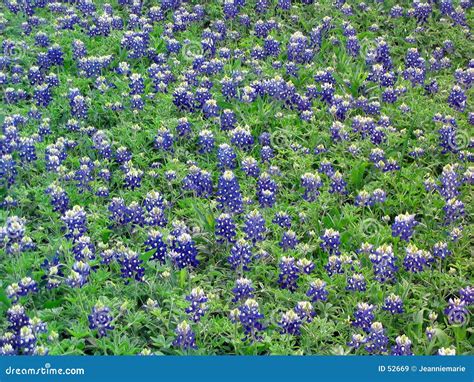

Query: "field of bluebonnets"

xmin=0 ymin=0 xmax=473 ymax=356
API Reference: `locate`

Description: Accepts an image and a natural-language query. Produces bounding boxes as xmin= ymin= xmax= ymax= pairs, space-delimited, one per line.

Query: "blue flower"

xmin=279 ymin=230 xmax=298 ymax=251
xmin=382 ymin=294 xmax=404 ymax=314
xmin=346 ymin=274 xmax=367 ymax=292
xmin=352 ymin=302 xmax=375 ymax=333
xmin=279 ymin=310 xmax=302 ymax=335
xmin=217 ymin=170 xmax=244 ymax=214
xmin=232 ymin=278 xmax=255 ymax=303
xmin=391 ymin=335 xmax=413 ymax=356
xmin=215 ymin=213 xmax=237 ymax=244
xmin=185 ymin=287 xmax=208 ymax=323
xmin=173 ymin=321 xmax=197 ymax=350
xmin=228 ymin=239 xmax=254 ymax=272
xmin=369 ymin=244 xmax=398 ymax=283
xmin=233 ymin=298 xmax=265 ymax=341
xmin=365 ymin=322 xmax=388 ymax=354
xmin=278 ymin=256 xmax=300 ymax=291
xmin=144 ymin=230 xmax=167 ymax=263
xmin=392 ymin=213 xmax=419 ymax=241
xmin=169 ymin=232 xmax=199 ymax=269
xmin=320 ymin=229 xmax=341 ymax=255
xmin=88 ymin=303 xmax=114 ymax=338
xmin=444 ymin=298 xmax=468 ymax=325
xmin=307 ymin=279 xmax=329 ymax=302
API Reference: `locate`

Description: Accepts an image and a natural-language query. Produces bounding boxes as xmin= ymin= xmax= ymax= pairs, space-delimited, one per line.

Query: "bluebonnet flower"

xmin=230 ymin=126 xmax=254 ymax=151
xmin=278 ymin=256 xmax=300 ymax=291
xmin=294 ymin=301 xmax=315 ymax=323
xmin=122 ymin=165 xmax=143 ymax=190
xmin=220 ymin=109 xmax=237 ymax=131
xmin=279 ymin=230 xmax=298 ymax=251
xmin=0 ymin=155 xmax=17 ymax=188
xmin=438 ymin=347 xmax=456 ymax=355
xmin=129 ymin=73 xmax=145 ymax=95
xmin=203 ymin=99 xmax=219 ymax=119
xmin=392 ymin=213 xmax=419 ymax=241
xmin=232 ymin=278 xmax=255 ymax=303
xmin=371 ymin=189 xmax=387 ymax=204
xmin=169 ymin=232 xmax=199 ymax=269
xmin=365 ymin=322 xmax=388 ymax=354
xmin=447 ymin=85 xmax=466 ymax=112
xmin=403 ymin=244 xmax=433 ymax=273
xmin=355 ymin=191 xmax=372 ymax=207
xmin=324 ymin=255 xmax=345 ymax=277
xmin=3 ymin=304 xmax=46 ymax=355
xmin=437 ymin=123 xmax=458 ymax=154
xmin=297 ymin=258 xmax=314 ymax=275
xmin=346 ymin=274 xmax=367 ymax=292
xmin=65 ymin=261 xmax=91 ymax=288
xmin=33 ymin=84 xmax=52 ymax=107
xmin=306 ymin=279 xmax=329 ymax=302
xmin=242 ymin=210 xmax=266 ymax=244
xmin=233 ymin=299 xmax=265 ymax=341
xmin=301 ymin=173 xmax=322 ymax=201
xmin=329 ymin=171 xmax=347 ymax=194
xmin=369 ymin=244 xmax=398 ymax=283
xmin=432 ymin=241 xmax=452 ymax=259
xmin=130 ymin=94 xmax=144 ymax=112
xmin=217 ymin=144 xmax=237 ymax=170
xmin=108 ymin=197 xmax=131 ymax=227
xmin=61 ymin=206 xmax=87 ymax=241
xmin=438 ymin=164 xmax=461 ymax=199
xmin=273 ymin=212 xmax=292 ymax=228
xmin=443 ymin=198 xmax=465 ymax=225
xmin=242 ymin=157 xmax=260 ymax=178
xmin=88 ymin=303 xmax=114 ymax=338
xmin=390 ymin=335 xmax=413 ymax=356
xmin=320 ymin=229 xmax=341 ymax=255
xmin=173 ymin=321 xmax=197 ymax=350
xmin=228 ymin=239 xmax=254 ymax=272
xmin=215 ymin=213 xmax=237 ymax=243
xmin=183 ymin=166 xmax=213 ymax=198
xmin=6 ymin=277 xmax=38 ymax=302
xmin=279 ymin=310 xmax=302 ymax=335
xmin=348 ymin=333 xmax=366 ymax=350
xmin=117 ymin=249 xmax=145 ymax=283
xmin=154 ymin=128 xmax=174 ymax=152
xmin=459 ymin=286 xmax=473 ymax=306
xmin=352 ymin=302 xmax=375 ymax=333
xmin=256 ymin=172 xmax=278 ymax=208
xmin=197 ymin=129 xmax=215 ymax=153
xmin=144 ymin=230 xmax=168 ymax=263
xmin=185 ymin=287 xmax=208 ymax=322
xmin=115 ymin=146 xmax=132 ymax=165
xmin=69 ymin=94 xmax=89 ymax=120
xmin=260 ymin=146 xmax=274 ymax=163
xmin=217 ymin=171 xmax=244 ymax=214
xmin=176 ymin=117 xmax=192 ymax=137
xmin=444 ymin=298 xmax=468 ymax=325
xmin=72 ymin=235 xmax=96 ymax=261
xmin=383 ymin=294 xmax=404 ymax=314
xmin=47 ymin=44 xmax=64 ymax=66
xmin=346 ymin=36 xmax=360 ymax=57
xmin=40 ymin=254 xmax=64 ymax=289
xmin=426 ymin=326 xmax=436 ymax=342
